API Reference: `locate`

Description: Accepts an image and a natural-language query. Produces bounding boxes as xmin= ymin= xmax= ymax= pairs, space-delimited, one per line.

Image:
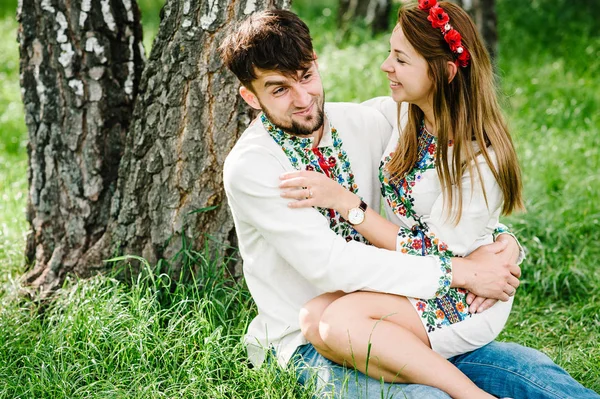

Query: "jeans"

xmin=290 ymin=341 xmax=600 ymax=399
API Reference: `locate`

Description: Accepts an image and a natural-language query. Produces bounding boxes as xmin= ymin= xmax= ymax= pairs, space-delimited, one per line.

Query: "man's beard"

xmin=261 ymin=96 xmax=325 ymax=136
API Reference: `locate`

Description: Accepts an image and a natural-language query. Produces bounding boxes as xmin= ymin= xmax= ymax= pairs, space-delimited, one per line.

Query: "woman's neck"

xmin=417 ymin=103 xmax=436 ymax=136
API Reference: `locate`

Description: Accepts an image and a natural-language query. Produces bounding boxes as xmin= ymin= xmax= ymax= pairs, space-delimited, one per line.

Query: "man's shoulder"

xmin=224 ymin=121 xmax=281 ymax=185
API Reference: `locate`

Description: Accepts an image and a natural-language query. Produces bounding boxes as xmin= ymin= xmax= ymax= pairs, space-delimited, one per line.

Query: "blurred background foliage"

xmin=0 ymin=0 xmax=598 ymax=396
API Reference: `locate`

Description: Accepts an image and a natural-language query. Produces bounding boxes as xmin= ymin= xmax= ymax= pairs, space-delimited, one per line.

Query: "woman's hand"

xmin=279 ymin=170 xmax=359 ymax=214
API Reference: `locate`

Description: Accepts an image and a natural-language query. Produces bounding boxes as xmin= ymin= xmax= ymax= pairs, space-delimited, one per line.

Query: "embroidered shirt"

xmin=368 ymin=96 xmax=522 ymax=332
xmin=224 ymin=102 xmax=453 ymax=367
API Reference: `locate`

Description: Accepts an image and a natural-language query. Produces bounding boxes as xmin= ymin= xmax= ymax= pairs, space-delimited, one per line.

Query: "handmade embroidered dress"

xmin=380 ymin=120 xmax=514 ymax=358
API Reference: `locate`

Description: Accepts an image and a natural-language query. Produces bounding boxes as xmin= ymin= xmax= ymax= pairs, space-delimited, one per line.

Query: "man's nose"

xmin=291 ymin=86 xmax=312 ymax=108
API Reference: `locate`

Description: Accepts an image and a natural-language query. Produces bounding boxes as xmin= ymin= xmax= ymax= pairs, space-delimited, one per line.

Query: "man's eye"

xmin=273 ymin=87 xmax=286 ymax=95
xmin=302 ymin=73 xmax=312 ymax=81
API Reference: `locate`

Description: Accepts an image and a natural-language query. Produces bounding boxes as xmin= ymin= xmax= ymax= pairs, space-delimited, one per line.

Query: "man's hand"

xmin=451 ymin=240 xmax=521 ymax=301
xmin=466 ymin=234 xmax=521 ymax=313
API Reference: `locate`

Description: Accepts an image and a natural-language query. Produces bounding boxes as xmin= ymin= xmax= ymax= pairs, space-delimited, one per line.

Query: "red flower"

xmin=456 ymin=49 xmax=470 ymax=67
xmin=328 ymin=156 xmax=336 ymax=166
xmin=445 ymin=29 xmax=462 ymax=52
xmin=416 ymin=301 xmax=426 ymax=311
xmin=306 ymin=165 xmax=315 ymax=171
xmin=412 ymin=239 xmax=422 ymax=250
xmin=418 ymin=0 xmax=437 ymax=10
xmin=428 ymin=5 xmax=449 ymax=29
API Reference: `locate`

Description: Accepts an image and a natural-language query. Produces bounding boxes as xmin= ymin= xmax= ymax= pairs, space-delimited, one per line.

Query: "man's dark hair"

xmin=219 ymin=9 xmax=315 ymax=89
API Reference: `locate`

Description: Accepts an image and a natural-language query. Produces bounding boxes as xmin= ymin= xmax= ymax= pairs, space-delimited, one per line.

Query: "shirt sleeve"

xmin=426 ymin=153 xmax=504 ymax=257
xmin=223 ymin=146 xmax=452 ymax=299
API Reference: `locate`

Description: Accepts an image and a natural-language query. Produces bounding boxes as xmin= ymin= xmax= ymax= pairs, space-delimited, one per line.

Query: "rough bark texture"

xmin=18 ymin=0 xmax=145 ymax=293
xmin=339 ymin=0 xmax=391 ymax=35
xmin=20 ymin=0 xmax=291 ymax=295
xmin=454 ymin=0 xmax=497 ymax=61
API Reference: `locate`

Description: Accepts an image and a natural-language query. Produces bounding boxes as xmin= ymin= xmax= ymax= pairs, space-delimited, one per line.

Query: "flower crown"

xmin=418 ymin=0 xmax=470 ymax=67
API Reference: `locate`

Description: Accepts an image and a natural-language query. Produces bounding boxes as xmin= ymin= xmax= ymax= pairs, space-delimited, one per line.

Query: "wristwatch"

xmin=347 ymin=200 xmax=367 ymax=226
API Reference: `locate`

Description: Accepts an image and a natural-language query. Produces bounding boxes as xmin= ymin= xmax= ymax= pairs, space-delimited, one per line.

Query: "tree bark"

xmin=19 ymin=0 xmax=290 ymax=296
xmin=338 ymin=0 xmax=391 ymax=35
xmin=18 ymin=0 xmax=145 ymax=293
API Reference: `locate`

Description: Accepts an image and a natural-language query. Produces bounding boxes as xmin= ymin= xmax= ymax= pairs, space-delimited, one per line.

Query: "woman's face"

xmin=381 ymin=25 xmax=433 ymax=109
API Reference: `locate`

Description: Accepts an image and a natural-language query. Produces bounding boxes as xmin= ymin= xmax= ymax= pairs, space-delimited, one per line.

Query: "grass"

xmin=0 ymin=0 xmax=599 ymax=396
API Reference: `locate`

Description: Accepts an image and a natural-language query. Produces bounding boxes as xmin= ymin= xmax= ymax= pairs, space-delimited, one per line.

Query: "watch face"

xmin=349 ymin=208 xmax=365 ymax=225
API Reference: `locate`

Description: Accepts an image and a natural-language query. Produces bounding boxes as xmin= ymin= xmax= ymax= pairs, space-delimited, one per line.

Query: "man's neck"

xmin=310 ymin=124 xmax=325 ymax=148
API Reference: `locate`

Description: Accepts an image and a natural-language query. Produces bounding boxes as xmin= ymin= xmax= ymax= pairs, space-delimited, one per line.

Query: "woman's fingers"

xmin=279 ymin=176 xmax=308 ymax=189
xmin=281 ymin=187 xmax=311 ymax=200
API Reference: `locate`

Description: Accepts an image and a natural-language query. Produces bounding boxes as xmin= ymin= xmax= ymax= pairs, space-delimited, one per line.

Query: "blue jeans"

xmin=290 ymin=341 xmax=599 ymax=398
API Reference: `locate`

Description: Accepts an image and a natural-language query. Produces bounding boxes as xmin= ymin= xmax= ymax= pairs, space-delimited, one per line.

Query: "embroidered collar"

xmin=262 ymin=113 xmax=367 ymax=243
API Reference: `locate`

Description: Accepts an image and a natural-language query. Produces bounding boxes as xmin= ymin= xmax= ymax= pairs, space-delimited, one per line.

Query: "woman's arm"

xmin=279 ymin=170 xmax=400 ymax=250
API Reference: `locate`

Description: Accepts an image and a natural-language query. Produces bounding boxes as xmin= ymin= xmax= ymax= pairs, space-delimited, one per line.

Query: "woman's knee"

xmin=300 ymin=292 xmax=345 ymax=343
xmin=318 ymin=293 xmax=370 ymax=344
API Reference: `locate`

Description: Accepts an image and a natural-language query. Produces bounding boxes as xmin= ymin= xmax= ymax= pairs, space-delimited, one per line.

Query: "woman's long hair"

xmin=386 ymin=1 xmax=524 ymax=223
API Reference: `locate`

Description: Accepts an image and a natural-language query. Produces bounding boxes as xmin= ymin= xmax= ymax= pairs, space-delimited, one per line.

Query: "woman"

xmin=280 ymin=1 xmax=523 ymax=398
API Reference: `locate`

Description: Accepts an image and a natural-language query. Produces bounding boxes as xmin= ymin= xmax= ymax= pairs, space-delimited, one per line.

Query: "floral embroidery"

xmin=381 ymin=123 xmax=471 ymax=332
xmin=262 ymin=114 xmax=367 ymax=243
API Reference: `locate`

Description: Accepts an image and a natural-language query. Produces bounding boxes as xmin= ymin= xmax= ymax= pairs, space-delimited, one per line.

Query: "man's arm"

xmin=224 ymin=145 xmax=519 ymax=300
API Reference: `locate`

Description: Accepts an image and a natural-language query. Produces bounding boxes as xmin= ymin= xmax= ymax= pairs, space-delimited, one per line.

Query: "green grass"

xmin=0 ymin=0 xmax=599 ymax=396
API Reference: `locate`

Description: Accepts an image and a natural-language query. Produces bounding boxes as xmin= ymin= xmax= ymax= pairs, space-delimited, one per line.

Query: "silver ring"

xmin=308 ymin=188 xmax=313 ymax=199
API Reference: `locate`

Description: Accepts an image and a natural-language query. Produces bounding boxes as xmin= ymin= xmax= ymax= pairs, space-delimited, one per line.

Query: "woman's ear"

xmin=447 ymin=60 xmax=458 ymax=83
xmin=240 ymin=86 xmax=261 ymax=110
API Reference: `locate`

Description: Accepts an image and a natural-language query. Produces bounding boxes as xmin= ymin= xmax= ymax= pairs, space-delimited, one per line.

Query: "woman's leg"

xmin=319 ymin=291 xmax=495 ymax=399
xmin=299 ymin=291 xmax=346 ymax=363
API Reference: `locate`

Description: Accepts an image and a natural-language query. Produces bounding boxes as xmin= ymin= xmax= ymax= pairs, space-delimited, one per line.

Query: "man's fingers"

xmin=507 ymin=274 xmax=520 ymax=289
xmin=503 ymin=283 xmax=517 ymax=298
xmin=476 ymin=298 xmax=498 ymax=313
xmin=486 ymin=239 xmax=508 ymax=254
xmin=508 ymin=263 xmax=522 ymax=278
xmin=466 ymin=292 xmax=476 ymax=305
xmin=469 ymin=296 xmax=485 ymax=313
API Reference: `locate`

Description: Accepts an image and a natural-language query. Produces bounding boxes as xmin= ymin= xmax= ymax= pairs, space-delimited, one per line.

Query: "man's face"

xmin=244 ymin=62 xmax=325 ymax=136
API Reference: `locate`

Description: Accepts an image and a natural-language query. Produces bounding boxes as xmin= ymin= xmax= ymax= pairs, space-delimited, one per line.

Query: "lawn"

xmin=0 ymin=0 xmax=598 ymax=397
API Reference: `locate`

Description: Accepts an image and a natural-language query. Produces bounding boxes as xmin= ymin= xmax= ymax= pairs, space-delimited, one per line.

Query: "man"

xmin=219 ymin=9 xmax=599 ymax=399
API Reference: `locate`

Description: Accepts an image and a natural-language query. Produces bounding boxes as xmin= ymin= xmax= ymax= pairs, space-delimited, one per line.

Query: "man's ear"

xmin=313 ymin=51 xmax=319 ymax=68
xmin=447 ymin=60 xmax=458 ymax=83
xmin=240 ymin=86 xmax=261 ymax=110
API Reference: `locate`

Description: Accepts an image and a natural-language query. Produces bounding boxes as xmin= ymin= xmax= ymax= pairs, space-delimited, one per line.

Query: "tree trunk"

xmin=453 ymin=0 xmax=497 ymax=61
xmin=19 ymin=0 xmax=290 ymax=296
xmin=18 ymin=0 xmax=145 ymax=293
xmin=338 ymin=0 xmax=391 ymax=35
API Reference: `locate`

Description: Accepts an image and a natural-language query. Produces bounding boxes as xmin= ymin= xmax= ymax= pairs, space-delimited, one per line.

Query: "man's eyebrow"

xmin=263 ymin=79 xmax=288 ymax=89
xmin=262 ymin=68 xmax=311 ymax=89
